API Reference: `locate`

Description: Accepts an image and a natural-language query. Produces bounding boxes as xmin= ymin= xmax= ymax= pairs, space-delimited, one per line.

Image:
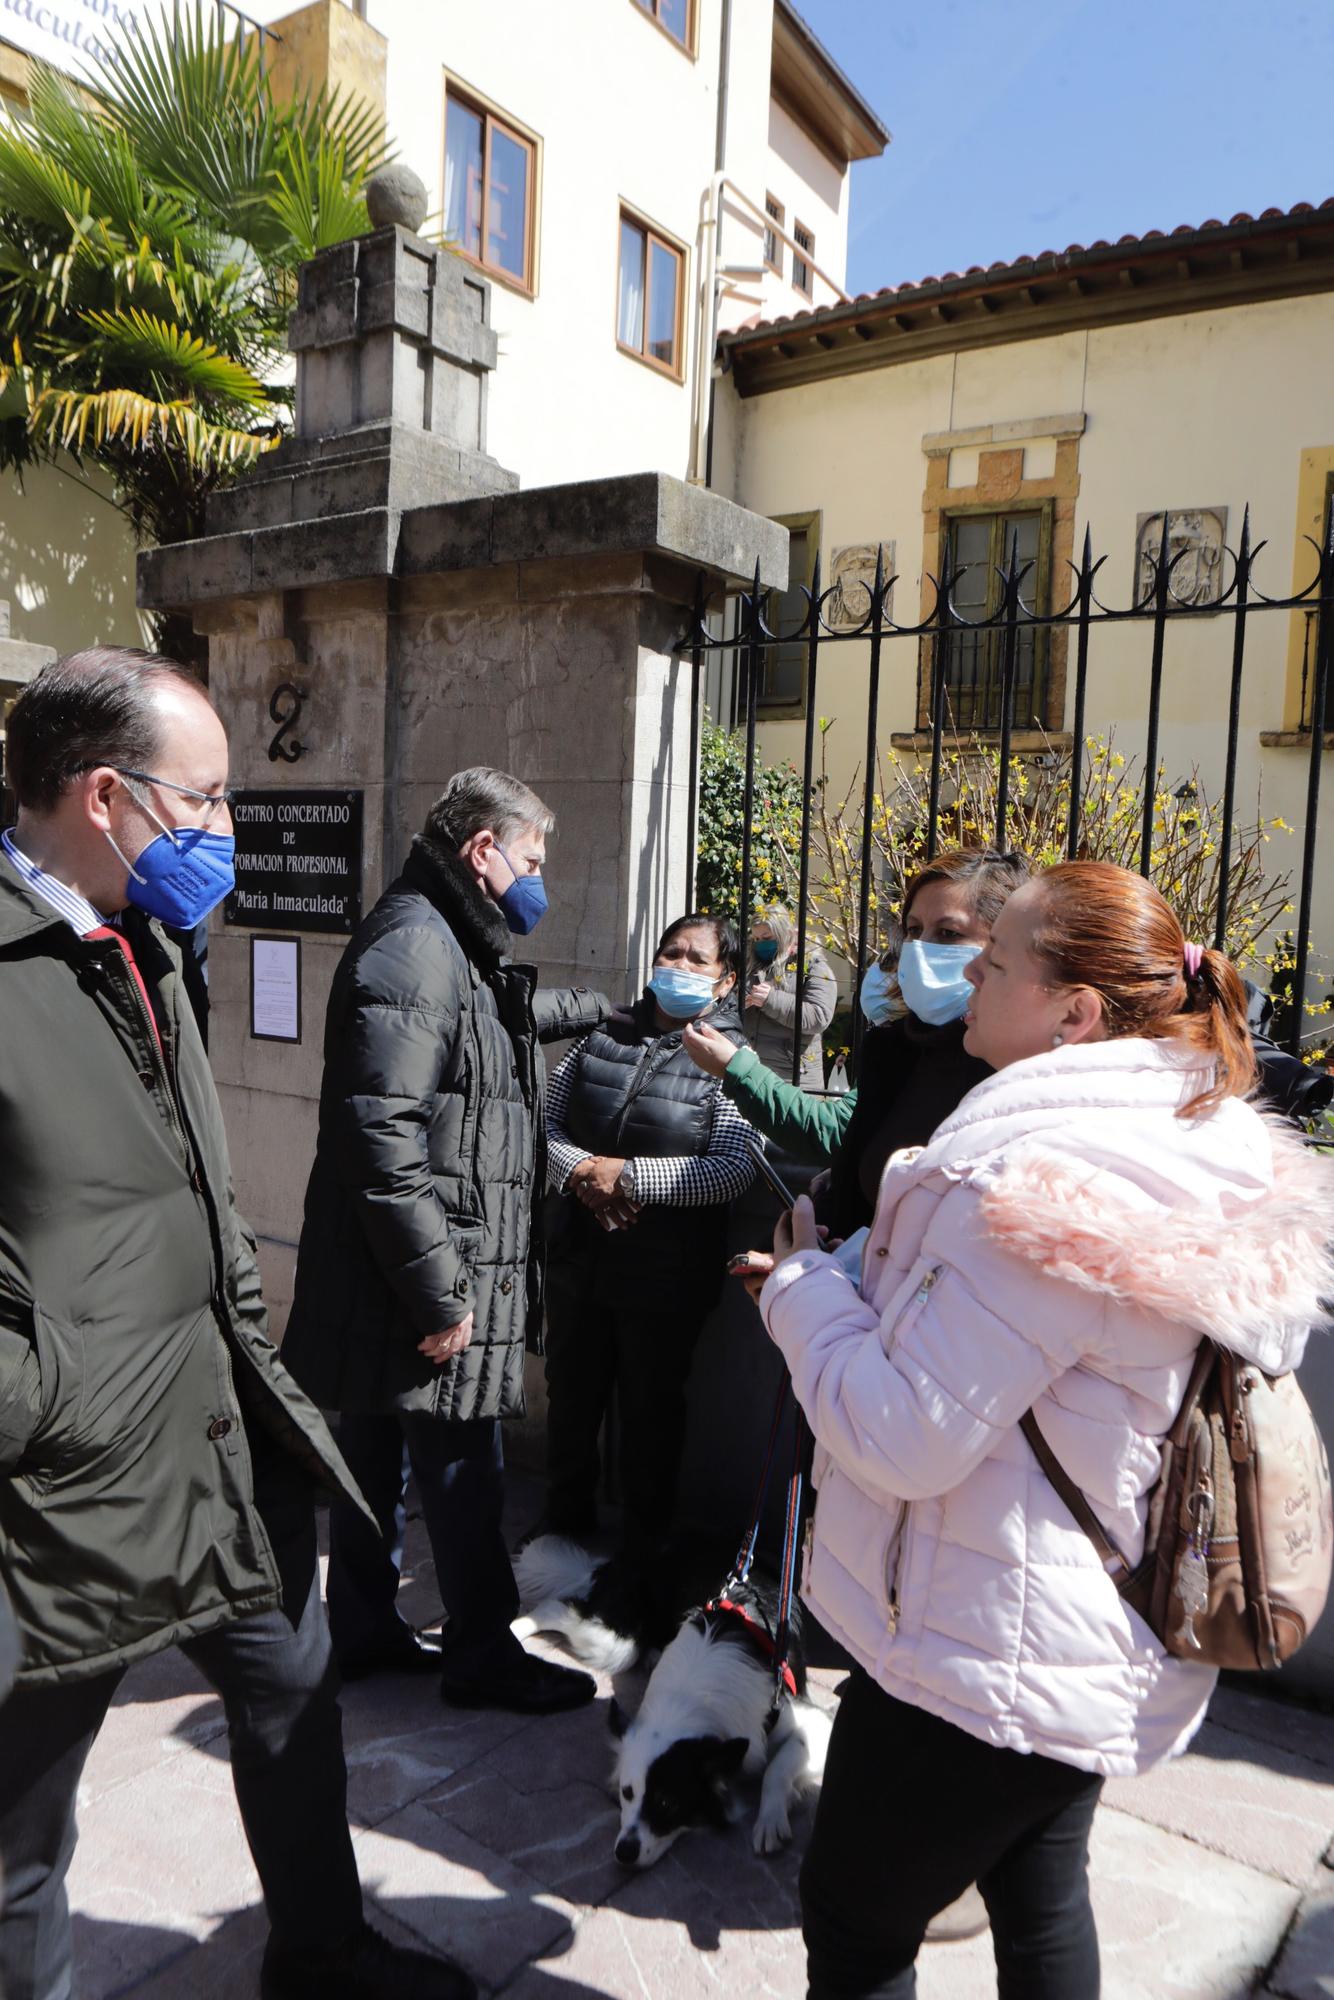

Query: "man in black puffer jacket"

xmin=284 ymin=769 xmax=610 ymax=1714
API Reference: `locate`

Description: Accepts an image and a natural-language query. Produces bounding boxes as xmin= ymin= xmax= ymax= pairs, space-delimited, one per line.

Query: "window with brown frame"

xmin=632 ymin=0 xmax=693 ymax=52
xmin=617 ymin=210 xmax=684 ymax=379
xmin=937 ymin=507 xmax=1052 ymax=729
xmin=792 ymin=221 xmax=814 ymax=300
xmin=763 ymin=194 xmax=784 ymax=276
xmin=443 ymin=86 xmax=536 ymax=292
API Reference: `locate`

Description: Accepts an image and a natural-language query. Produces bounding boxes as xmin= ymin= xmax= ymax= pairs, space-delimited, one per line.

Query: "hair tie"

xmin=1183 ymin=941 xmax=1204 ymax=980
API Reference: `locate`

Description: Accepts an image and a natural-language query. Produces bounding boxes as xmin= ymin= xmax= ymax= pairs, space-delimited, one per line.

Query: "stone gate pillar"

xmin=138 ymin=221 xmax=785 ymax=1326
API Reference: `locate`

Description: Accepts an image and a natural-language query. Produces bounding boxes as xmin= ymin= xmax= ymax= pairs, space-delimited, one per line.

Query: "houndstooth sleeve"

xmin=627 ymin=1089 xmax=757 ymax=1207
xmin=545 ymin=1043 xmax=594 ymax=1193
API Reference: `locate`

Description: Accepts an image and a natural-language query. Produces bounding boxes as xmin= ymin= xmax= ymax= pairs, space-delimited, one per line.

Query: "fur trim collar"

xmin=977 ymin=1119 xmax=1334 ymax=1371
xmin=403 ymin=836 xmax=511 ymax=969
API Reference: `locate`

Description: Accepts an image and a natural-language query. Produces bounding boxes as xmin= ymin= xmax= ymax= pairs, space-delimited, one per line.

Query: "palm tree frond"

xmin=30 ymin=383 xmax=278 ymax=470
xmin=79 ymin=306 xmax=269 ymax=404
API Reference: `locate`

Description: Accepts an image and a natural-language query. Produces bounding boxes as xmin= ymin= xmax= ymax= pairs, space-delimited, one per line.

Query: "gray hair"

xmin=423 ymin=766 xmax=554 ymax=853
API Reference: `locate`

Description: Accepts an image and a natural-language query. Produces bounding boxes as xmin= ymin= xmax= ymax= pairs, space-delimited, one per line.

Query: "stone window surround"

xmin=1265 ymin=443 xmax=1334 ymax=751
xmin=906 ymin=413 xmax=1084 ymax=743
xmin=443 ymin=72 xmax=541 ymax=301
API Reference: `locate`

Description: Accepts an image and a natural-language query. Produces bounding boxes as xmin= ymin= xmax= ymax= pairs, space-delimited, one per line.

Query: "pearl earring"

xmin=1051 ymin=1033 xmax=1064 ymax=1047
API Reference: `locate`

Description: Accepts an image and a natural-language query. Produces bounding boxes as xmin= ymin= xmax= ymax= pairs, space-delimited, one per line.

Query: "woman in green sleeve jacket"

xmin=690 ymin=1022 xmax=861 ymax=1163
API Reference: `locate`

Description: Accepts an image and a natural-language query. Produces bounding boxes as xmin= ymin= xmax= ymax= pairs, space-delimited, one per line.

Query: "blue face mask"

xmin=107 ymin=787 xmax=235 ymax=929
xmin=896 ymin=938 xmax=981 ymax=1026
xmin=859 ymin=961 xmax=905 ymax=1027
xmin=648 ymin=967 xmax=718 ymax=1020
xmin=495 ymin=845 xmax=548 ymax=936
xmin=751 ymin=938 xmax=779 ymax=966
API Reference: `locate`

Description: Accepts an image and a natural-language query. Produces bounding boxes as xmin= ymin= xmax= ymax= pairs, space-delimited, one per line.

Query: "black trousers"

xmin=801 ymin=1670 xmax=1104 ymax=2000
xmin=326 ymin=1410 xmax=521 ymax=1682
xmin=543 ymin=1258 xmax=705 ymax=1551
xmin=0 ymin=1487 xmax=361 ymax=2000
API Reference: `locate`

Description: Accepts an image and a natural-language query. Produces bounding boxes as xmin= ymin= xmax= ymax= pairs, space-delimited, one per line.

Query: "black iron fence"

xmin=682 ymin=502 xmax=1334 ymax=1074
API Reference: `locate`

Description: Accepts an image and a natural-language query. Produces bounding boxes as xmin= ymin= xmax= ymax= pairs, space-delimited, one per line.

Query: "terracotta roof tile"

xmin=730 ymin=198 xmax=1334 ymax=344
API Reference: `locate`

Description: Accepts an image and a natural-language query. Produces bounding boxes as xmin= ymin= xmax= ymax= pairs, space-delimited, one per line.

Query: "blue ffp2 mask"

xmin=107 ymin=787 xmax=235 ymax=929
xmin=496 ymin=846 xmax=548 ymax=936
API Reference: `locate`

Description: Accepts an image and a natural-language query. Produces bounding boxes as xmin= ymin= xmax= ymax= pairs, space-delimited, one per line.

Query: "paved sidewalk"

xmin=65 ymin=1486 xmax=1334 ymax=2000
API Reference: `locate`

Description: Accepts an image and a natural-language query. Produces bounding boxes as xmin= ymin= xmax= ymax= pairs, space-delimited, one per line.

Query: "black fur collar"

xmin=402 ymin=836 xmax=512 ymax=969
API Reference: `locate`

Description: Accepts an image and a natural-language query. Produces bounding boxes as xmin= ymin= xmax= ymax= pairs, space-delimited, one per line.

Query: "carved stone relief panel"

xmin=828 ymin=541 xmax=896 ymax=630
xmin=1135 ymin=508 xmax=1228 ymax=607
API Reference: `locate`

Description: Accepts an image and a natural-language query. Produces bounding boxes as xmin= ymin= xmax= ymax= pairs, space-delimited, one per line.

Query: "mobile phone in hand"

xmin=747 ymin=1138 xmax=797 ymax=1211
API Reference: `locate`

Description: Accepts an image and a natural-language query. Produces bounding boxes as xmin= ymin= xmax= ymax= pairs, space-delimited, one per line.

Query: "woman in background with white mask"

xmin=685 ymin=851 xmax=1031 ymax=1240
xmin=822 ymin=848 xmax=1030 ymax=1240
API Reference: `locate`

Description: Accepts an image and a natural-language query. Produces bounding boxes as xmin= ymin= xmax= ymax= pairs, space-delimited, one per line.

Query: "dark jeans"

xmin=543 ymin=1260 xmax=705 ymax=1551
xmin=327 ymin=1410 xmax=521 ymax=1682
xmin=0 ymin=1489 xmax=360 ymax=2000
xmin=801 ymin=1670 xmax=1103 ymax=2000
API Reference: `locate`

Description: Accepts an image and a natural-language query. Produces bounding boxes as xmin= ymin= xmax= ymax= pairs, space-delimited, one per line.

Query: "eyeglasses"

xmin=109 ymin=766 xmax=236 ymax=825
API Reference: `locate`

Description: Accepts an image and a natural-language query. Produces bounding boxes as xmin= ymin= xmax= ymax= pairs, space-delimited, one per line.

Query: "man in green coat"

xmin=0 ymin=650 xmax=471 ymax=2000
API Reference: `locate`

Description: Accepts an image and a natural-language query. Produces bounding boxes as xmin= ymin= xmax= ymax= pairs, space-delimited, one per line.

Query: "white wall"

xmin=239 ymin=0 xmax=853 ymax=490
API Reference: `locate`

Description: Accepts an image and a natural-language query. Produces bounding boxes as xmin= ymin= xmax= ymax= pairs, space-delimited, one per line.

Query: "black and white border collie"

xmin=512 ymin=1534 xmax=654 ymax=1675
xmin=609 ymin=1577 xmax=831 ymax=1868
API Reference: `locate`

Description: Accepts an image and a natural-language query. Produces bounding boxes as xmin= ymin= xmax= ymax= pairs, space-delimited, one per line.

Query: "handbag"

xmin=1021 ymin=1340 xmax=1334 ymax=1670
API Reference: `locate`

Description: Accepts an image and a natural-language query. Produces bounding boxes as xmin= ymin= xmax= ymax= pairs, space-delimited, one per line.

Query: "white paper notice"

xmin=251 ymin=937 xmax=300 ymax=1041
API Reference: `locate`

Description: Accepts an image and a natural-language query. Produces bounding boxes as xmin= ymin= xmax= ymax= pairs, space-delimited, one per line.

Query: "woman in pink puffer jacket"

xmin=761 ymin=861 xmax=1334 ymax=2000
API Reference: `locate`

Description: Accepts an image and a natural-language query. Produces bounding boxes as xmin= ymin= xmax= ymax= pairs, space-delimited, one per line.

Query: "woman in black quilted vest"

xmin=540 ymin=913 xmax=756 ymax=1567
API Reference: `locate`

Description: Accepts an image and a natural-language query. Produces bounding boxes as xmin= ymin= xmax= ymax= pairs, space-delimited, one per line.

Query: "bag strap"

xmin=1019 ymin=1410 xmax=1134 ymax=1587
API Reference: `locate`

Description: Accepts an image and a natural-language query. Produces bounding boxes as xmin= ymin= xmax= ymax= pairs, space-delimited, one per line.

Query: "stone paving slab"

xmin=1266 ymin=1871 xmax=1334 ymax=1999
xmin=104 ymin=1903 xmax=432 ymax=1999
xmin=58 ymin=1472 xmax=1334 ymax=1999
xmin=1210 ymin=1682 xmax=1334 ymax=1775
xmin=68 ymin=1744 xmax=260 ymax=1999
xmin=1103 ymin=1719 xmax=1334 ymax=1888
xmin=352 ymin=1803 xmax=579 ymax=1992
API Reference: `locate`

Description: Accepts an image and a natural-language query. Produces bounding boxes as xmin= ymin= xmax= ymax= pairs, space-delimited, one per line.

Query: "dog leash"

xmin=707 ymin=1371 xmax=809 ymax=1720
xmin=717 ymin=1372 xmax=790 ymax=1597
xmin=769 ymin=1408 xmax=808 ymax=1719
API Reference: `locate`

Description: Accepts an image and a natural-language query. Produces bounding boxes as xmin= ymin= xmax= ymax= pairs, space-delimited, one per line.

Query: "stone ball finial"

xmin=365 ymin=163 xmax=429 ymax=234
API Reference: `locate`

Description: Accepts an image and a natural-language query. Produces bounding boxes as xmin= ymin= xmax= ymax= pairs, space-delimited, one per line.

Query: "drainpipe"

xmin=690 ymin=0 xmax=731 ymax=488
xmin=714 ymin=0 xmax=731 ymax=174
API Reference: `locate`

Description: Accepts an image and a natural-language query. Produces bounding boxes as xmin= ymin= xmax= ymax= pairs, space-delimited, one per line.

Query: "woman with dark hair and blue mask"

xmin=686 ymin=851 xmax=1032 ymax=1241
xmin=539 ymin=913 xmax=757 ymax=1568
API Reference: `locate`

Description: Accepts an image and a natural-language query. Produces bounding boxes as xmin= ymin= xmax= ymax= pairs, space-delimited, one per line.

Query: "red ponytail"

xmin=1031 ymin=862 xmax=1255 ymax=1118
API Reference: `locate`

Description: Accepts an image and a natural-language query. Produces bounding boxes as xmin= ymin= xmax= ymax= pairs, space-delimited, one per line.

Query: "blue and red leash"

xmin=706 ymin=1371 xmax=809 ymax=1716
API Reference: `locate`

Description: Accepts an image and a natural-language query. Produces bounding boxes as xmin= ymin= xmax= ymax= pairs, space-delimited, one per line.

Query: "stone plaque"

xmin=828 ymin=542 xmax=895 ymax=630
xmin=226 ymin=789 xmax=363 ymax=934
xmin=1135 ymin=508 xmax=1227 ymax=607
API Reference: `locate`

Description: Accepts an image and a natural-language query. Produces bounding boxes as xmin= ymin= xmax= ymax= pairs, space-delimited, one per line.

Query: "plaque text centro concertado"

xmin=225 ymin=789 xmax=364 ymax=934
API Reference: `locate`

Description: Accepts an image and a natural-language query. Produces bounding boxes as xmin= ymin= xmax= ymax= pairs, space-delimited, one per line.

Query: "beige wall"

xmin=718 ymin=289 xmax=1334 ymax=987
xmin=0 ymin=462 xmax=146 ymax=658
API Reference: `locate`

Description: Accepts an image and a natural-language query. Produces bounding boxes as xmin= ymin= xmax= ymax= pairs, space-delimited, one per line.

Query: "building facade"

xmin=0 ymin=0 xmax=886 ymax=700
xmin=710 ymin=204 xmax=1334 ymax=988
